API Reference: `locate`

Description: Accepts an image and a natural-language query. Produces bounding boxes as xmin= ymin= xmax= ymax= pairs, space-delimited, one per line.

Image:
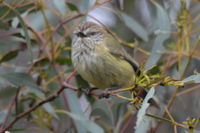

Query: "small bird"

xmin=71 ymin=22 xmax=140 ymax=90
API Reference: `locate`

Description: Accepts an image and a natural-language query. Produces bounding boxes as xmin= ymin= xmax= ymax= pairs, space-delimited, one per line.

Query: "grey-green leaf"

xmin=0 ymin=50 xmax=19 ymax=63
xmin=145 ymin=2 xmax=171 ymax=70
xmin=119 ymin=12 xmax=149 ymax=42
xmin=43 ymin=103 xmax=58 ymax=119
xmin=65 ymin=89 xmax=87 ymax=133
xmin=6 ymin=5 xmax=33 ymax=62
xmin=0 ymin=72 xmax=38 ymax=88
xmin=0 ymin=110 xmax=7 ymax=124
xmin=79 ymin=0 xmax=90 ymax=12
xmin=66 ymin=2 xmax=79 ymax=12
xmin=67 ymin=112 xmax=104 ymax=133
xmin=183 ymin=74 xmax=200 ymax=84
xmin=135 ymin=87 xmax=155 ymax=133
xmin=91 ymin=99 xmax=114 ymax=126
xmin=0 ymin=72 xmax=58 ymax=118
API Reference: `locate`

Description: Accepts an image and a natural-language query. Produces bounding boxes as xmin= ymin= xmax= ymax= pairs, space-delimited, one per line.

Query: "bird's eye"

xmin=76 ymin=32 xmax=87 ymax=38
xmin=88 ymin=32 xmax=97 ymax=36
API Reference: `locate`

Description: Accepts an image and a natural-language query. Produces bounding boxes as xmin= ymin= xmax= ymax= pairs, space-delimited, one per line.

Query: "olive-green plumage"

xmin=71 ymin=22 xmax=139 ymax=89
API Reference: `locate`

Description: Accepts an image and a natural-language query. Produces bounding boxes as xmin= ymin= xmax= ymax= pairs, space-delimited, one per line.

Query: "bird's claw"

xmin=98 ymin=92 xmax=110 ymax=99
xmin=79 ymin=87 xmax=98 ymax=96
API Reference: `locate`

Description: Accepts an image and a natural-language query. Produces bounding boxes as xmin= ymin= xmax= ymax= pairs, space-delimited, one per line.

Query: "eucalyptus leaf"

xmin=0 ymin=87 xmax=17 ymax=100
xmin=0 ymin=3 xmax=35 ymax=19
xmin=118 ymin=0 xmax=124 ymax=10
xmin=75 ymin=75 xmax=90 ymax=88
xmin=145 ymin=2 xmax=171 ymax=70
xmin=79 ymin=0 xmax=90 ymax=12
xmin=0 ymin=110 xmax=7 ymax=124
xmin=183 ymin=74 xmax=200 ymax=84
xmin=135 ymin=87 xmax=155 ymax=133
xmin=5 ymin=5 xmax=33 ymax=62
xmin=0 ymin=73 xmax=44 ymax=99
xmin=27 ymin=87 xmax=45 ymax=99
xmin=67 ymin=112 xmax=104 ymax=133
xmin=0 ymin=72 xmax=39 ymax=88
xmin=57 ymin=109 xmax=105 ymax=133
xmin=52 ymin=0 xmax=67 ymax=15
xmin=65 ymin=89 xmax=87 ymax=133
xmin=66 ymin=2 xmax=79 ymax=12
xmin=184 ymin=129 xmax=200 ymax=133
xmin=55 ymin=58 xmax=72 ymax=65
xmin=91 ymin=99 xmax=114 ymax=126
xmin=0 ymin=50 xmax=19 ymax=63
xmin=0 ymin=21 xmax=9 ymax=29
xmin=0 ymin=72 xmax=58 ymax=119
xmin=43 ymin=103 xmax=58 ymax=119
xmin=119 ymin=12 xmax=149 ymax=42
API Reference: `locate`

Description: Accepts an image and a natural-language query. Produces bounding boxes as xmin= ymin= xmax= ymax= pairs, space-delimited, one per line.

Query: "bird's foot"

xmin=79 ymin=87 xmax=98 ymax=96
xmin=98 ymin=87 xmax=119 ymax=99
xmin=98 ymin=91 xmax=110 ymax=99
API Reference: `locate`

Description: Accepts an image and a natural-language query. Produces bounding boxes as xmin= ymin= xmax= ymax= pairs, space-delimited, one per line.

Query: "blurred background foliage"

xmin=0 ymin=0 xmax=200 ymax=133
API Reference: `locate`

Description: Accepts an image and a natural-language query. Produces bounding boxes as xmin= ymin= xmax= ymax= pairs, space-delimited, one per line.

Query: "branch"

xmin=0 ymin=72 xmax=77 ymax=133
xmin=0 ymin=71 xmax=112 ymax=133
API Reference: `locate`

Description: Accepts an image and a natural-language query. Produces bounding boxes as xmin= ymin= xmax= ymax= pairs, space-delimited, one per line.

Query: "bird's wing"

xmin=105 ymin=34 xmax=140 ymax=75
xmin=105 ymin=34 xmax=160 ymax=107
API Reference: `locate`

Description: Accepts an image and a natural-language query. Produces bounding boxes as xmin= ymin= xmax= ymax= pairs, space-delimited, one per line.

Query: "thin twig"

xmin=152 ymin=28 xmax=200 ymax=133
xmin=0 ymin=71 xmax=76 ymax=133
xmin=0 ymin=88 xmax=20 ymax=131
xmin=15 ymin=88 xmax=21 ymax=115
xmin=164 ymin=107 xmax=177 ymax=133
xmin=176 ymin=84 xmax=200 ymax=97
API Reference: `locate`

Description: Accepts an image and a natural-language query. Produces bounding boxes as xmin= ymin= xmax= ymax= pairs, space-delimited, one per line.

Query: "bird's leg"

xmin=99 ymin=85 xmax=137 ymax=99
xmin=98 ymin=92 xmax=110 ymax=99
xmin=79 ymin=87 xmax=98 ymax=95
xmin=98 ymin=87 xmax=119 ymax=99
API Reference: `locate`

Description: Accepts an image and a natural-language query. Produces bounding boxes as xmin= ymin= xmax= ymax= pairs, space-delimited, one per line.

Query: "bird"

xmin=71 ymin=22 xmax=140 ymax=90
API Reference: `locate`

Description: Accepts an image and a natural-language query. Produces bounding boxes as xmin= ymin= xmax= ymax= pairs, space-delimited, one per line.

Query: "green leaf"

xmin=183 ymin=74 xmax=200 ymax=84
xmin=0 ymin=21 xmax=10 ymax=29
xmin=55 ymin=58 xmax=72 ymax=65
xmin=0 ymin=72 xmax=58 ymax=119
xmin=0 ymin=72 xmax=41 ymax=99
xmin=5 ymin=4 xmax=33 ymax=63
xmin=146 ymin=63 xmax=162 ymax=75
xmin=119 ymin=12 xmax=149 ymax=42
xmin=0 ymin=87 xmax=17 ymax=100
xmin=79 ymin=0 xmax=90 ymax=12
xmin=0 ymin=73 xmax=43 ymax=100
xmin=27 ymin=87 xmax=45 ymax=99
xmin=0 ymin=40 xmax=20 ymax=54
xmin=0 ymin=72 xmax=38 ymax=88
xmin=33 ymin=58 xmax=50 ymax=67
xmin=75 ymin=75 xmax=90 ymax=88
xmin=0 ymin=3 xmax=35 ymax=19
xmin=0 ymin=50 xmax=19 ymax=63
xmin=91 ymin=99 xmax=114 ymax=126
xmin=66 ymin=2 xmax=79 ymax=12
xmin=0 ymin=110 xmax=7 ymax=123
xmin=185 ymin=129 xmax=200 ymax=133
xmin=135 ymin=87 xmax=155 ymax=133
xmin=58 ymin=110 xmax=104 ymax=133
xmin=43 ymin=103 xmax=58 ymax=119
xmin=145 ymin=2 xmax=171 ymax=70
xmin=65 ymin=89 xmax=88 ymax=133
xmin=68 ymin=112 xmax=104 ymax=133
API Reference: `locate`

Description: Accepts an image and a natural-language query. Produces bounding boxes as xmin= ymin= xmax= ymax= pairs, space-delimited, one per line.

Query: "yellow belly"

xmin=73 ymin=46 xmax=135 ymax=89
